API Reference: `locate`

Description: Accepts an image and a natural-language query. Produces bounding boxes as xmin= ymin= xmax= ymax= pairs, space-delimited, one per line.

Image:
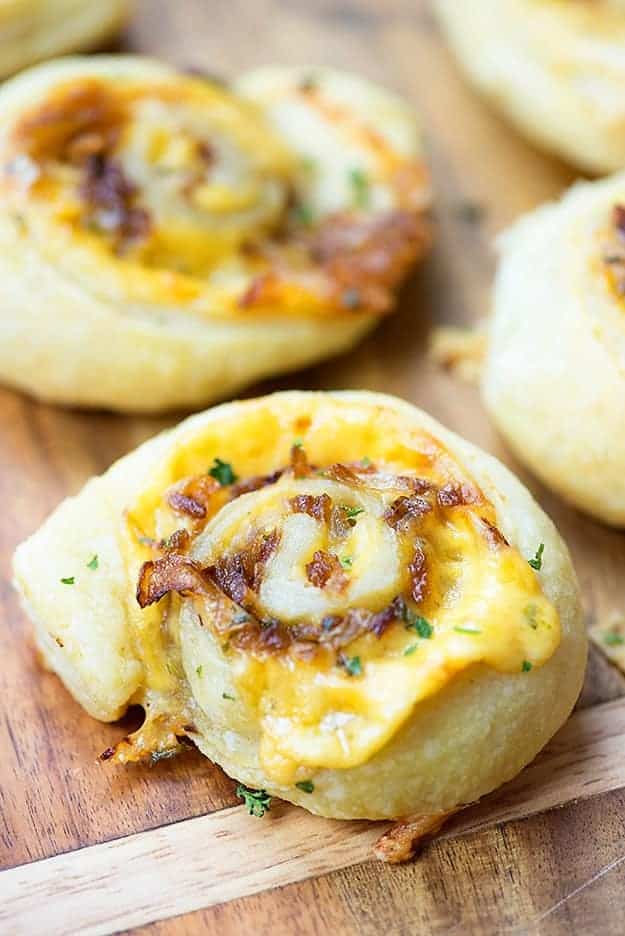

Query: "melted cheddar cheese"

xmin=2 ymin=65 xmax=430 ymax=320
xmin=123 ymin=399 xmax=560 ymax=782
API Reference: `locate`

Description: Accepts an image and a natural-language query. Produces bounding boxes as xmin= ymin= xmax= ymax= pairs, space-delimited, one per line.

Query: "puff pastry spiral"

xmin=13 ymin=391 xmax=586 ymax=825
xmin=0 ymin=56 xmax=430 ymax=412
xmin=435 ymin=0 xmax=625 ymax=173
xmin=483 ymin=172 xmax=625 ymax=525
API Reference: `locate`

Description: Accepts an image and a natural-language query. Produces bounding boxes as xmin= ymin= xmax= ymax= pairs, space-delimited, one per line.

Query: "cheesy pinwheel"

xmin=13 ymin=391 xmax=586 ymax=844
xmin=483 ymin=172 xmax=625 ymax=526
xmin=0 ymin=56 xmax=430 ymax=412
xmin=435 ymin=0 xmax=625 ymax=174
xmin=0 ymin=1 xmax=129 ymax=79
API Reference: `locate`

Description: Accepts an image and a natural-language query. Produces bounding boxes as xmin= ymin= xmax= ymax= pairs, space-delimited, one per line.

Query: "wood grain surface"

xmin=1 ymin=1 xmax=625 ymax=934
xmin=4 ymin=696 xmax=625 ymax=936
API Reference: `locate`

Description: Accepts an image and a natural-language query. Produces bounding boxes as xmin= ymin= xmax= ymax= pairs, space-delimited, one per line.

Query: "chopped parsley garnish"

xmin=293 ymin=202 xmax=314 ymax=226
xmin=222 ymin=692 xmax=235 ymax=700
xmin=603 ymin=631 xmax=625 ymax=646
xmin=150 ymin=748 xmax=181 ymax=765
xmin=340 ymin=555 xmax=353 ymax=569
xmin=349 ymin=167 xmax=370 ymax=209
xmin=524 ymin=604 xmax=539 ymax=630
xmin=454 ymin=625 xmax=482 ymax=635
xmin=292 ymin=438 xmax=304 ymax=448
xmin=60 ymin=576 xmax=75 ymax=585
xmin=528 ymin=543 xmax=545 ymax=571
xmin=404 ymin=610 xmax=433 ymax=639
xmin=339 ymin=654 xmax=362 ymax=677
xmin=360 ymin=456 xmax=371 ymax=467
xmin=521 ymin=660 xmax=533 ymax=672
xmin=86 ymin=554 xmax=99 ymax=570
xmin=404 ymin=644 xmax=418 ymax=656
xmin=341 ymin=505 xmax=364 ymax=525
xmin=209 ymin=457 xmax=238 ymax=486
xmin=236 ymin=784 xmax=272 ymax=817
xmin=296 ymin=780 xmax=315 ymax=794
xmin=196 ymin=665 xmax=203 ymax=677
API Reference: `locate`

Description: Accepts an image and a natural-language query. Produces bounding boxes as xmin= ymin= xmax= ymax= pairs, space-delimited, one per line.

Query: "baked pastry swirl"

xmin=0 ymin=1 xmax=129 ymax=78
xmin=435 ymin=0 xmax=625 ymax=173
xmin=13 ymin=391 xmax=586 ymax=830
xmin=0 ymin=56 xmax=430 ymax=412
xmin=483 ymin=172 xmax=625 ymax=525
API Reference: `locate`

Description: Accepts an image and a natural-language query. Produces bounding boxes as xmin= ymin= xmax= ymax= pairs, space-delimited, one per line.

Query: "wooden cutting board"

xmin=2 ymin=1 xmax=625 ymax=933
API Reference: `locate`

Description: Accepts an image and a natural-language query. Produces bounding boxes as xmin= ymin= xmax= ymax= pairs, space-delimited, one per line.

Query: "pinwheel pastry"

xmin=0 ymin=1 xmax=129 ymax=78
xmin=435 ymin=0 xmax=625 ymax=173
xmin=483 ymin=172 xmax=625 ymax=526
xmin=13 ymin=391 xmax=586 ymax=857
xmin=0 ymin=56 xmax=431 ymax=412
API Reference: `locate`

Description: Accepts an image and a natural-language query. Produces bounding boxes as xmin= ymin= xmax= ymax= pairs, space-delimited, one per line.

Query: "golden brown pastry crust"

xmin=435 ymin=0 xmax=625 ymax=173
xmin=13 ymin=391 xmax=586 ymax=821
xmin=0 ymin=57 xmax=431 ymax=412
xmin=483 ymin=172 xmax=625 ymax=526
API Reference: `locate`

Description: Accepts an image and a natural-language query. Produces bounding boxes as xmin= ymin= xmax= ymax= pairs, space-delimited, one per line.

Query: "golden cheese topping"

xmin=127 ymin=404 xmax=559 ymax=783
xmin=2 ymin=68 xmax=430 ymax=319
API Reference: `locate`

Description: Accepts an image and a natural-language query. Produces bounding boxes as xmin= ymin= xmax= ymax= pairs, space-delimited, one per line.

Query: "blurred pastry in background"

xmin=0 ymin=56 xmax=431 ymax=412
xmin=12 ymin=390 xmax=586 ymax=856
xmin=435 ymin=0 xmax=625 ymax=174
xmin=483 ymin=171 xmax=625 ymax=525
xmin=0 ymin=0 xmax=130 ymax=78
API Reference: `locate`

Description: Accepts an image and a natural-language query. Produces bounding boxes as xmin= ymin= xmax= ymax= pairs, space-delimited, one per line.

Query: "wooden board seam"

xmin=2 ymin=695 xmax=625 ymax=935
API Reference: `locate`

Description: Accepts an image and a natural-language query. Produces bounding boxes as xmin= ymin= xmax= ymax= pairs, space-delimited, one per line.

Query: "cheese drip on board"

xmin=131 ymin=438 xmax=560 ymax=784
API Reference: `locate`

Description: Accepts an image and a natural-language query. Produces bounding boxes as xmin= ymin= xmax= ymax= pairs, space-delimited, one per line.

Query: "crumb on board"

xmin=428 ymin=324 xmax=487 ymax=384
xmin=589 ymin=613 xmax=625 ymax=673
xmin=373 ymin=809 xmax=458 ymax=863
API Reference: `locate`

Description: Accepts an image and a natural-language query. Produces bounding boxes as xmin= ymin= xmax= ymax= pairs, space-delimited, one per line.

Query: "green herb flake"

xmin=524 ymin=603 xmax=539 ymax=630
xmin=349 ymin=167 xmax=370 ymax=209
xmin=296 ymin=780 xmax=315 ymax=794
xmin=360 ymin=456 xmax=371 ymax=467
xmin=603 ymin=631 xmax=625 ymax=647
xmin=209 ymin=458 xmax=238 ymax=486
xmin=521 ymin=660 xmax=533 ymax=672
xmin=339 ymin=555 xmax=353 ymax=569
xmin=60 ymin=576 xmax=75 ymax=585
xmin=222 ymin=692 xmax=236 ymax=701
xmin=528 ymin=543 xmax=545 ymax=571
xmin=236 ymin=784 xmax=272 ymax=817
xmin=292 ymin=437 xmax=304 ymax=448
xmin=341 ymin=505 xmax=365 ymax=525
xmin=403 ymin=644 xmax=418 ymax=656
xmin=340 ymin=654 xmax=362 ymax=677
xmin=454 ymin=625 xmax=482 ymax=635
xmin=405 ymin=611 xmax=433 ymax=639
xmin=86 ymin=554 xmax=99 ymax=571
xmin=293 ymin=202 xmax=314 ymax=226
xmin=196 ymin=665 xmax=203 ymax=677
xmin=149 ymin=748 xmax=181 ymax=765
